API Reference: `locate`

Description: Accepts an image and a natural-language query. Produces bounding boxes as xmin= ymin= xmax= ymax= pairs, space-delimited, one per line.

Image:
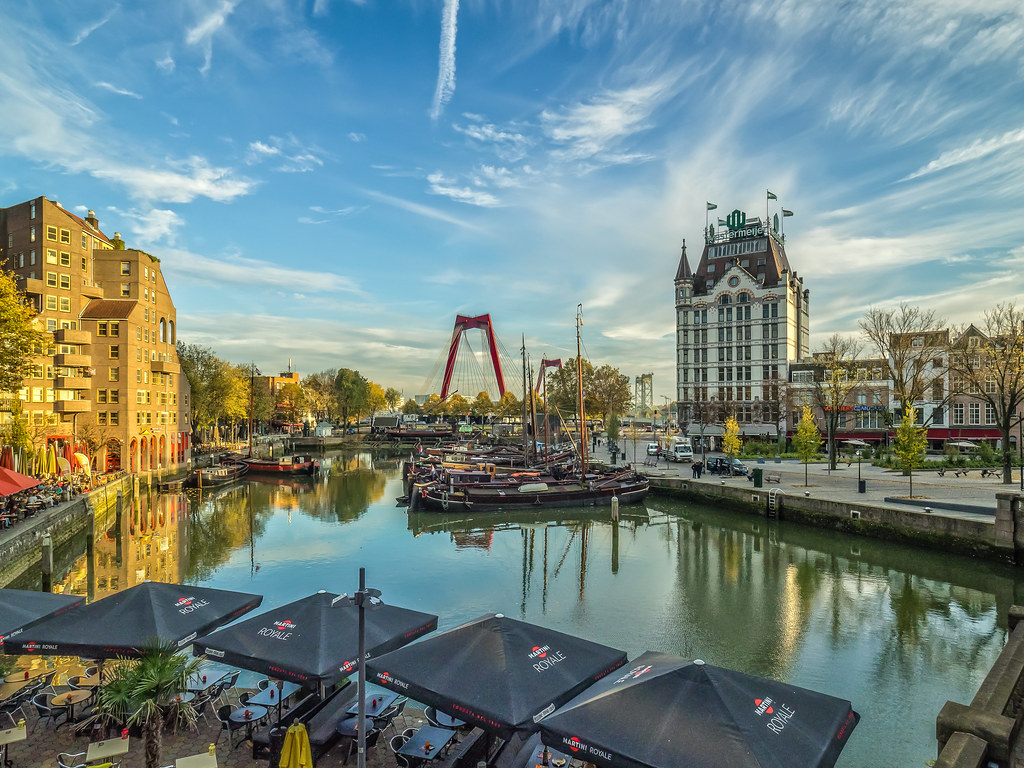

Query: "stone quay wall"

xmin=648 ymin=477 xmax=1024 ymax=562
xmin=0 ymin=473 xmax=134 ymax=588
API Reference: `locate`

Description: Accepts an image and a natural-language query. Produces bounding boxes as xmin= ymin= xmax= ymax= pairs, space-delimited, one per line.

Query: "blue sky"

xmin=2 ymin=0 xmax=1022 ymax=400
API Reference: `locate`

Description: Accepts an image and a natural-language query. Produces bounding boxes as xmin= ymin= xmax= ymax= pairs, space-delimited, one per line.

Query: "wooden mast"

xmin=577 ymin=305 xmax=588 ymax=474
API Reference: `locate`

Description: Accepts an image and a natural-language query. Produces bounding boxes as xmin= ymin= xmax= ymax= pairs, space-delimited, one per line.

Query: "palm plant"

xmin=95 ymin=642 xmax=204 ymax=768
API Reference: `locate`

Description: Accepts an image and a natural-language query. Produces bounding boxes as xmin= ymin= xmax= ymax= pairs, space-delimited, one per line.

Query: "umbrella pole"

xmin=357 ymin=567 xmax=367 ymax=768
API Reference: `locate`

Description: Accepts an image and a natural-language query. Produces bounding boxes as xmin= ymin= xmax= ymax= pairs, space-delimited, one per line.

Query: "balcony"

xmin=55 ymin=377 xmax=91 ymax=390
xmin=81 ymin=281 xmax=104 ymax=300
xmin=17 ymin=277 xmax=43 ymax=297
xmin=151 ymin=359 xmax=181 ymax=374
xmin=54 ymin=400 xmax=91 ymax=413
xmin=54 ymin=328 xmax=91 ymax=345
xmin=54 ymin=353 xmax=92 ymax=368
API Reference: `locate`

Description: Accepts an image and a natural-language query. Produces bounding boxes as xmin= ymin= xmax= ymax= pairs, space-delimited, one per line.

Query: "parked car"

xmin=706 ymin=457 xmax=747 ymax=476
xmin=646 ymin=442 xmax=660 ymax=456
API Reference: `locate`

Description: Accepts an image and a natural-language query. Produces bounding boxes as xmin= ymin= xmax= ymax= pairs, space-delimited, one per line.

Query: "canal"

xmin=7 ymin=451 xmax=1021 ymax=767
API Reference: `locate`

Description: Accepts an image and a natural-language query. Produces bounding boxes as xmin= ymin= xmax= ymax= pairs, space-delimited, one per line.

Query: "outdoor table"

xmin=397 ymin=726 xmax=456 ymax=761
xmin=87 ymin=736 xmax=131 ymax=761
xmin=168 ymin=691 xmax=196 ymax=705
xmin=0 ymin=680 xmax=31 ymax=703
xmin=175 ymin=752 xmax=218 ymax=768
xmin=522 ymin=743 xmax=572 ymax=768
xmin=229 ymin=704 xmax=268 ymax=743
xmin=345 ymin=690 xmax=398 ymax=717
xmin=185 ymin=669 xmax=229 ymax=692
xmin=434 ymin=711 xmax=465 ymax=729
xmin=0 ymin=721 xmax=27 ymax=768
xmin=78 ymin=673 xmax=101 ymax=688
xmin=50 ymin=689 xmax=91 ymax=724
xmin=4 ymin=668 xmax=47 ymax=683
xmin=0 ymin=723 xmax=27 ymax=746
xmin=245 ymin=681 xmax=301 ymax=707
xmin=335 ymin=716 xmax=373 ymax=737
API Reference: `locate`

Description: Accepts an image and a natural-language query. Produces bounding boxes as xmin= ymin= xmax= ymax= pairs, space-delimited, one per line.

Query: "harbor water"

xmin=8 ymin=451 xmax=1020 ymax=767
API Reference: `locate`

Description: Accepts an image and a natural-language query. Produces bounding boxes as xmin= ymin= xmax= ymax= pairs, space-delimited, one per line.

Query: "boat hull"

xmin=243 ymin=456 xmax=318 ymax=475
xmin=418 ymin=480 xmax=649 ymax=512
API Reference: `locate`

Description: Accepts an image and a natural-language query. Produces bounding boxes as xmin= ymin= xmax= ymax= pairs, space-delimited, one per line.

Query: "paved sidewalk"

xmin=633 ymin=451 xmax=1023 ymax=522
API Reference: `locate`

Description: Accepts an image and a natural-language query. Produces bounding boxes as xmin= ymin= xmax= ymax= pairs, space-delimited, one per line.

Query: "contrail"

xmin=429 ymin=0 xmax=459 ymax=121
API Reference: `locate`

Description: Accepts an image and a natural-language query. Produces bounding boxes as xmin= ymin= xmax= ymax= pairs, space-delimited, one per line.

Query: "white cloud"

xmin=348 ymin=132 xmax=366 ymax=142
xmin=161 ymin=247 xmax=364 ymax=295
xmin=156 ymin=53 xmax=175 ymax=73
xmin=71 ymin=6 xmax=119 ymax=46
xmin=362 ymin=189 xmax=485 ymax=231
xmin=426 ymin=172 xmax=500 ymax=207
xmin=246 ymin=136 xmax=324 ymax=172
xmin=94 ymin=81 xmax=142 ymax=99
xmin=429 ymin=0 xmax=459 ymax=120
xmin=541 ymin=78 xmax=675 ymax=166
xmin=185 ymin=0 xmax=240 ymax=74
xmin=453 ymin=119 xmax=532 ymax=162
xmin=107 ymin=206 xmax=183 ymax=246
xmin=89 ymin=156 xmax=254 ymax=203
xmin=904 ymin=126 xmax=1024 ymax=180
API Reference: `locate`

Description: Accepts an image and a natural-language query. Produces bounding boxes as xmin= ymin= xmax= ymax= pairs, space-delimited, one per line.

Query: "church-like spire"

xmin=674 ymin=238 xmax=692 ymax=281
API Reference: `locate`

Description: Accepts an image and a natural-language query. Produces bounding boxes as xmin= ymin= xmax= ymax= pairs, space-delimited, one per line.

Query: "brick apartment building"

xmin=0 ymin=195 xmax=191 ymax=474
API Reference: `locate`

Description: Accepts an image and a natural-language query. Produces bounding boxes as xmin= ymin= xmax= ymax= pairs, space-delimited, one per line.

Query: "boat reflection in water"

xmin=408 ymin=505 xmax=654 ymax=605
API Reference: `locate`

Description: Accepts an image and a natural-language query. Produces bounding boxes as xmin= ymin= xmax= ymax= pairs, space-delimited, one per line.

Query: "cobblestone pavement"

xmin=5 ymin=688 xmax=430 ymax=768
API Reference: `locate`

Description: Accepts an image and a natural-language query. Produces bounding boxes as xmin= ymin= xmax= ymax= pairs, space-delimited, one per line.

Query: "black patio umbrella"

xmin=539 ymin=651 xmax=860 ymax=768
xmin=0 ymin=589 xmax=84 ymax=647
xmin=192 ymin=590 xmax=438 ymax=687
xmin=365 ymin=613 xmax=628 ymax=738
xmin=3 ymin=581 xmax=262 ymax=659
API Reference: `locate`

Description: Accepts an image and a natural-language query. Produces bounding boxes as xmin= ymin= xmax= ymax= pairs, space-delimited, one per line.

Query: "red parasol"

xmin=0 ymin=467 xmax=42 ymax=496
xmin=0 ymin=446 xmax=13 ymax=471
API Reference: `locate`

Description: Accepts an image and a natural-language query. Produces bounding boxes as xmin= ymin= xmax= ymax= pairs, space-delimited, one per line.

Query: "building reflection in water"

xmin=53 ymin=488 xmax=189 ymax=599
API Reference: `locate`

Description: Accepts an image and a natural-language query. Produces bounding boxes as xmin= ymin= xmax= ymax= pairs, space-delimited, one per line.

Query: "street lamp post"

xmin=332 ymin=568 xmax=382 ymax=768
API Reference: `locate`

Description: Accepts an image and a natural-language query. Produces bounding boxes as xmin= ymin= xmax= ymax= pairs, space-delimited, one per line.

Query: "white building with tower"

xmin=674 ymin=200 xmax=809 ymax=445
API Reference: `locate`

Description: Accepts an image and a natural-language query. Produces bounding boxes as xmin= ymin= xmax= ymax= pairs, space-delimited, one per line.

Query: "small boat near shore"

xmin=188 ymin=460 xmax=248 ymax=488
xmin=243 ymin=455 xmax=320 ymax=475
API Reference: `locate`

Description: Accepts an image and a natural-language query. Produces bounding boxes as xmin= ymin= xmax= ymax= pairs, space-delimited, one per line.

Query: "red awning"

xmin=926 ymin=428 xmax=1003 ymax=439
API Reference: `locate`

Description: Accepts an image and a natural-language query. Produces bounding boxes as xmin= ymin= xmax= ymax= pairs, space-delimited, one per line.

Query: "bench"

xmin=306 ymin=689 xmax=359 ymax=765
xmin=981 ymin=469 xmax=1002 ymax=480
xmin=251 ymin=691 xmax=322 ymax=758
xmin=431 ymin=727 xmax=489 ymax=768
xmin=764 ymin=472 xmax=782 ymax=484
xmin=642 ymin=457 xmax=658 ymax=467
xmin=953 ymin=469 xmax=971 ymax=478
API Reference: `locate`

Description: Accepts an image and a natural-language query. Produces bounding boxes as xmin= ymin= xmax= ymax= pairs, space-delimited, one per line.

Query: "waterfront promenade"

xmin=635 ymin=450 xmax=1018 ymax=522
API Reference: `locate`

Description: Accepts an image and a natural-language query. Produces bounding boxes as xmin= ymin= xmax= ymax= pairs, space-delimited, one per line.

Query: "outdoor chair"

xmin=372 ymin=702 xmax=399 ymax=733
xmin=31 ymin=692 xmax=69 ymax=730
xmin=191 ymin=692 xmax=213 ymax=727
xmin=56 ymin=752 xmax=87 ymax=768
xmin=424 ymin=706 xmax=442 ymax=728
xmin=383 ymin=698 xmax=409 ymax=735
xmin=257 ymin=679 xmax=272 ymax=691
xmin=390 ymin=735 xmax=412 ymax=768
xmin=402 ymin=727 xmax=417 ymax=740
xmin=217 ymin=671 xmax=241 ymax=706
xmin=214 ymin=704 xmax=246 ymax=749
xmin=0 ymin=688 xmax=32 ymax=724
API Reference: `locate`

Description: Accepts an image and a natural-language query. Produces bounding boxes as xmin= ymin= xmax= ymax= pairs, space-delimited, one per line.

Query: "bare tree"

xmin=946 ymin=303 xmax=1024 ymax=484
xmin=810 ymin=334 xmax=862 ymax=470
xmin=859 ymin=304 xmax=948 ymax=420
